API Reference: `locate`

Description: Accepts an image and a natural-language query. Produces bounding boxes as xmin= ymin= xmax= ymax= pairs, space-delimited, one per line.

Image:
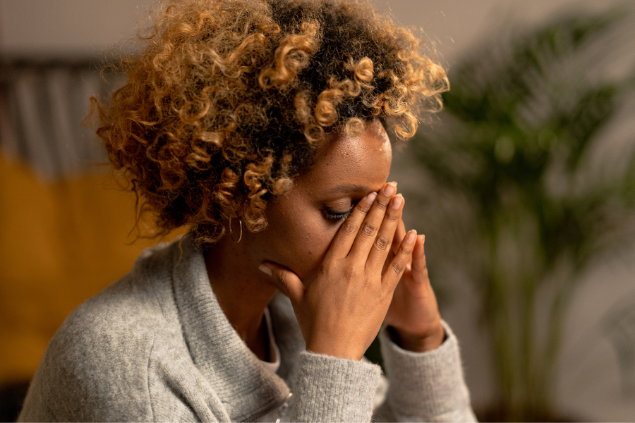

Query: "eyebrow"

xmin=325 ymin=184 xmax=375 ymax=195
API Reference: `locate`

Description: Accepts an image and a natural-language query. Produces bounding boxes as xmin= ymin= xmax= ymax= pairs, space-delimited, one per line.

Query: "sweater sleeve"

xmin=373 ymin=320 xmax=477 ymax=422
xmin=289 ymin=350 xmax=382 ymax=422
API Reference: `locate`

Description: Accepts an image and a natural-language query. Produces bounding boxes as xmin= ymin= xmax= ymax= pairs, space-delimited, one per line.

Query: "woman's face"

xmin=246 ymin=119 xmax=393 ymax=283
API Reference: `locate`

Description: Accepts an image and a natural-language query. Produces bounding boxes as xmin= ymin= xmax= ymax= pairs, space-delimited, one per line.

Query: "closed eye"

xmin=323 ymin=202 xmax=357 ymax=222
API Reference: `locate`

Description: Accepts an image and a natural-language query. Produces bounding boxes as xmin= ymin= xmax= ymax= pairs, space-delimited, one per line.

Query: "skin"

xmin=204 ymin=119 xmax=444 ymax=362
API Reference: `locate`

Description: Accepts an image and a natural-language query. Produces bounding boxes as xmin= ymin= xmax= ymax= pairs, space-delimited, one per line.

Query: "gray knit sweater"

xmin=19 ymin=236 xmax=476 ymax=422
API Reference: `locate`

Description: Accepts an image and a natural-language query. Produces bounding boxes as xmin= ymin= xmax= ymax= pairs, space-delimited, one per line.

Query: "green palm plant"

xmin=408 ymin=8 xmax=635 ymax=421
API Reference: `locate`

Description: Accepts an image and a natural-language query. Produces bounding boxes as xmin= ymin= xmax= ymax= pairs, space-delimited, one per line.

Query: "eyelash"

xmin=323 ymin=203 xmax=357 ymax=222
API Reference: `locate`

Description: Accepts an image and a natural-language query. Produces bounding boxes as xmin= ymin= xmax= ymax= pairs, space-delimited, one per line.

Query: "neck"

xmin=203 ymin=235 xmax=278 ymax=361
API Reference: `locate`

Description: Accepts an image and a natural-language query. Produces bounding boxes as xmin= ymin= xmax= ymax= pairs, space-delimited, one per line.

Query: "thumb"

xmin=259 ymin=262 xmax=305 ymax=304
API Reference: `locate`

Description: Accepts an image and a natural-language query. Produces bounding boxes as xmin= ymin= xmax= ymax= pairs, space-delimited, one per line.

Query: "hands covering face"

xmin=260 ymin=182 xmax=443 ymax=360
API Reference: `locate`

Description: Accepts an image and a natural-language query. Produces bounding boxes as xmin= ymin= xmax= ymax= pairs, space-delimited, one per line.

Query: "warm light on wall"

xmin=0 ymin=153 xmax=184 ymax=384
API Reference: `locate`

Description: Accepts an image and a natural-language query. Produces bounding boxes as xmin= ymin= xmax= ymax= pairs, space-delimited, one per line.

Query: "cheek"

xmin=270 ymin=211 xmax=339 ymax=279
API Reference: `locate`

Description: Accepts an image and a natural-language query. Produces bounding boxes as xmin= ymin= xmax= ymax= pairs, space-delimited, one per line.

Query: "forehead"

xmin=298 ymin=120 xmax=392 ymax=194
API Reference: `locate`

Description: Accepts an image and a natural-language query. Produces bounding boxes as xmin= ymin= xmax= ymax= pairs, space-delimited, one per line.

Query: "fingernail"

xmin=259 ymin=264 xmax=272 ymax=276
xmin=406 ymin=230 xmax=417 ymax=243
xmin=365 ymin=192 xmax=377 ymax=204
xmin=391 ymin=195 xmax=403 ymax=209
xmin=383 ymin=183 xmax=395 ymax=196
xmin=421 ymin=234 xmax=426 ymax=245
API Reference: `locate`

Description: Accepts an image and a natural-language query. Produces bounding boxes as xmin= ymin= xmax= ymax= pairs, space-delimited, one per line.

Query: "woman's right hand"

xmin=259 ymin=182 xmax=416 ymax=361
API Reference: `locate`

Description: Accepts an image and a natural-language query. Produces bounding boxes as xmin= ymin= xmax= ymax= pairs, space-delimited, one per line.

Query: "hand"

xmin=383 ymin=219 xmax=445 ymax=352
xmin=259 ymin=183 xmax=416 ymax=360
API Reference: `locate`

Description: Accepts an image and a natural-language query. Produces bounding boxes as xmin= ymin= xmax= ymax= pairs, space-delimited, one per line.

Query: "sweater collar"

xmin=170 ymin=235 xmax=303 ymax=421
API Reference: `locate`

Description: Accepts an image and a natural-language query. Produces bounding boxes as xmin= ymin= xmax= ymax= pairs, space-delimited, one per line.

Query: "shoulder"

xmin=21 ymin=240 xmax=184 ymax=421
xmin=56 ymin=239 xmax=180 ymax=355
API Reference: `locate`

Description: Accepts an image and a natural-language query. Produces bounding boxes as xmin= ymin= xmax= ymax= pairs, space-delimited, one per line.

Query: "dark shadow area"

xmin=0 ymin=380 xmax=30 ymax=422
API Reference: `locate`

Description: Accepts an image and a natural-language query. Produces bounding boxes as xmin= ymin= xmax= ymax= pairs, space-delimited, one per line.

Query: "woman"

xmin=19 ymin=0 xmax=476 ymax=421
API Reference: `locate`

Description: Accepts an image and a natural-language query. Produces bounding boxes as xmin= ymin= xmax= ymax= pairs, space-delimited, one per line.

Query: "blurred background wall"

xmin=1 ymin=0 xmax=634 ymax=421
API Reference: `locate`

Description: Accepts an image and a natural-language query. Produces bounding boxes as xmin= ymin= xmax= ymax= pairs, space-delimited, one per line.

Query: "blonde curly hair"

xmin=92 ymin=0 xmax=448 ymax=247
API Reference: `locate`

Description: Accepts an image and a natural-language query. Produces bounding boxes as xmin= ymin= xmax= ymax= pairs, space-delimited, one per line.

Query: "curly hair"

xmin=92 ymin=0 xmax=448 ymax=247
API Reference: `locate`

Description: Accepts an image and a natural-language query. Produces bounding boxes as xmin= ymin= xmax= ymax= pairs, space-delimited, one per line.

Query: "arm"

xmin=290 ymin=350 xmax=382 ymax=422
xmin=373 ymin=322 xmax=476 ymax=422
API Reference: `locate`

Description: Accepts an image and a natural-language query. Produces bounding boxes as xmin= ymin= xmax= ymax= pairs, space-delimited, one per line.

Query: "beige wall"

xmin=0 ymin=0 xmax=157 ymax=56
xmin=1 ymin=0 xmax=625 ymax=59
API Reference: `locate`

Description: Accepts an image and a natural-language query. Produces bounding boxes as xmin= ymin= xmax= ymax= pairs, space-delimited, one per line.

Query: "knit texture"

xmin=377 ymin=323 xmax=477 ymax=422
xmin=291 ymin=351 xmax=380 ymax=422
xmin=18 ymin=235 xmax=475 ymax=422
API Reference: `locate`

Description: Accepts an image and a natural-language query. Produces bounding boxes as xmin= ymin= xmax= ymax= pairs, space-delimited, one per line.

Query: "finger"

xmin=348 ymin=182 xmax=397 ymax=260
xmin=325 ymin=191 xmax=376 ymax=260
xmin=259 ymin=262 xmax=305 ymax=304
xmin=367 ymin=194 xmax=404 ymax=272
xmin=411 ymin=234 xmax=430 ymax=284
xmin=391 ymin=217 xmax=407 ymax=257
xmin=383 ymin=217 xmax=403 ymax=275
xmin=382 ymin=229 xmax=417 ymax=289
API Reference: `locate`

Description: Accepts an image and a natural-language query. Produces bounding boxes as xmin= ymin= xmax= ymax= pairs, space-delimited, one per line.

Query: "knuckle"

xmin=399 ymin=244 xmax=414 ymax=256
xmin=319 ymin=263 xmax=330 ymax=277
xmin=343 ymin=265 xmax=357 ymax=280
xmin=374 ymin=199 xmax=389 ymax=210
xmin=392 ymin=262 xmax=404 ymax=275
xmin=363 ymin=275 xmax=374 ymax=289
xmin=374 ymin=235 xmax=389 ymax=251
xmin=386 ymin=209 xmax=400 ymax=221
xmin=356 ymin=202 xmax=371 ymax=214
xmin=361 ymin=222 xmax=377 ymax=237
xmin=342 ymin=219 xmax=357 ymax=234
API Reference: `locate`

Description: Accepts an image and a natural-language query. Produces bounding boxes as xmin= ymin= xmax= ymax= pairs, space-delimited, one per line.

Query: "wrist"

xmin=307 ymin=339 xmax=364 ymax=361
xmin=387 ymin=323 xmax=445 ymax=352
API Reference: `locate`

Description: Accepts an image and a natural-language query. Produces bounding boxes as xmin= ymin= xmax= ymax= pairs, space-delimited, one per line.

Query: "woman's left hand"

xmin=383 ymin=218 xmax=445 ymax=352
